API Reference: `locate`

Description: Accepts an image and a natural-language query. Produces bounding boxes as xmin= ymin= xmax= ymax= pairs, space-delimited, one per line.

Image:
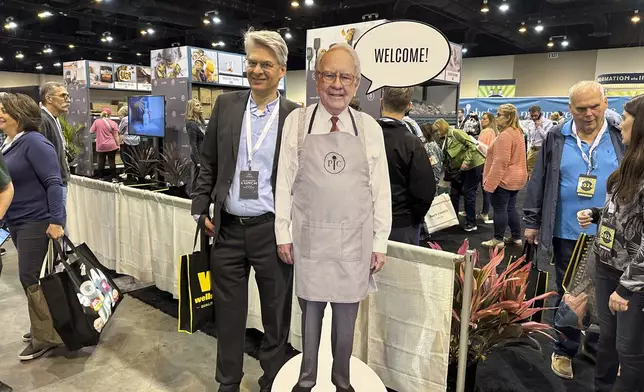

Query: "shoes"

xmin=482 ymin=238 xmax=505 ymax=249
xmin=617 ymin=365 xmax=621 ymax=377
xmin=458 ymin=211 xmax=466 ymax=217
xmin=22 ymin=332 xmax=32 ymax=343
xmin=551 ymin=353 xmax=574 ymax=380
xmin=477 ymin=213 xmax=490 ymax=222
xmin=503 ymin=237 xmax=523 ymax=247
xmin=18 ymin=343 xmax=55 ymax=361
xmin=0 ymin=248 xmax=5 ymax=257
xmin=0 ymin=381 xmax=13 ymax=392
xmin=463 ymin=223 xmax=478 ymax=232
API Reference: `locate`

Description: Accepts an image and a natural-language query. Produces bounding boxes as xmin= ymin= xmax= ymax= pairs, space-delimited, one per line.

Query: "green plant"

xmin=429 ymin=240 xmax=557 ymax=364
xmin=59 ymin=116 xmax=84 ymax=164
xmin=159 ymin=143 xmax=191 ymax=187
xmin=122 ymin=145 xmax=158 ymax=181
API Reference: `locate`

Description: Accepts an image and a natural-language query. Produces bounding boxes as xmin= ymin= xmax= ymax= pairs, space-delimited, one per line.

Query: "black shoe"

xmin=336 ymin=387 xmax=356 ymax=392
xmin=217 ymin=387 xmax=240 ymax=392
xmin=0 ymin=248 xmax=5 ymax=257
xmin=463 ymin=223 xmax=478 ymax=232
xmin=291 ymin=386 xmax=313 ymax=392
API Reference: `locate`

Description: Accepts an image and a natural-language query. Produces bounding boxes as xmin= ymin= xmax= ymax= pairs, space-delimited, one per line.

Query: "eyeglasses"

xmin=318 ymin=71 xmax=356 ymax=86
xmin=50 ymin=93 xmax=70 ymax=101
xmin=246 ymin=60 xmax=275 ymax=71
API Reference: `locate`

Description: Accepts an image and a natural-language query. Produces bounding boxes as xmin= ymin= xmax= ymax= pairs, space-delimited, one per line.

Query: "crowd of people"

xmin=0 ymin=26 xmax=643 ymax=392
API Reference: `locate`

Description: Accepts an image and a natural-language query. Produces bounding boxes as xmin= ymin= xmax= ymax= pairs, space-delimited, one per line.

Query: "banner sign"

xmin=597 ymin=73 xmax=644 ymax=84
xmin=459 ymin=96 xmax=632 ymax=120
xmin=477 ymin=79 xmax=516 ymax=98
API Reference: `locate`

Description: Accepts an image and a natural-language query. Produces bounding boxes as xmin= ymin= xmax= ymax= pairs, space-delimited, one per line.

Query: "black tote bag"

xmin=178 ymin=224 xmax=214 ymax=334
xmin=40 ymin=236 xmax=122 ymax=351
xmin=521 ymin=243 xmax=549 ymax=323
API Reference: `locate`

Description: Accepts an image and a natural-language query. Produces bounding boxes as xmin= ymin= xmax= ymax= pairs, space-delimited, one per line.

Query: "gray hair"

xmin=40 ymin=81 xmax=65 ymax=103
xmin=244 ymin=29 xmax=288 ymax=67
xmin=569 ymin=81 xmax=605 ymax=104
xmin=315 ymin=43 xmax=361 ymax=86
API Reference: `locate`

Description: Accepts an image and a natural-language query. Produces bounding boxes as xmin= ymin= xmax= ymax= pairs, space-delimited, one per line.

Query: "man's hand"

xmin=577 ymin=209 xmax=593 ymax=229
xmin=278 ymin=244 xmax=294 ymax=265
xmin=46 ymin=224 xmax=64 ymax=240
xmin=524 ymin=228 xmax=539 ymax=245
xmin=535 ymin=119 xmax=542 ymax=128
xmin=609 ymin=291 xmax=629 ymax=315
xmin=371 ymin=252 xmax=386 ymax=274
xmin=204 ymin=217 xmax=216 ymax=237
xmin=460 ymin=162 xmax=469 ymax=171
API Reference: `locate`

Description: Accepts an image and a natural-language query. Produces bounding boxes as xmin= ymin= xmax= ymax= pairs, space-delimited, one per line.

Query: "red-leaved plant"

xmin=429 ymin=239 xmax=557 ymax=364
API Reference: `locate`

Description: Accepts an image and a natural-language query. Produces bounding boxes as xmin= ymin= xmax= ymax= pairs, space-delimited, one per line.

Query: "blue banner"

xmin=459 ymin=96 xmax=631 ymax=120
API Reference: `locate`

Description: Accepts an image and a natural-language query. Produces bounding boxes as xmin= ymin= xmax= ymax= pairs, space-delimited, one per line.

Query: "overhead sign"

xmin=354 ymin=20 xmax=451 ymax=94
xmin=597 ymin=73 xmax=644 ymax=84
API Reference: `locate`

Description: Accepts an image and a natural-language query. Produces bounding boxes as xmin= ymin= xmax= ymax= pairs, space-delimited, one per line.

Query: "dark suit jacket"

xmin=39 ymin=108 xmax=70 ymax=185
xmin=191 ymin=90 xmax=300 ymax=230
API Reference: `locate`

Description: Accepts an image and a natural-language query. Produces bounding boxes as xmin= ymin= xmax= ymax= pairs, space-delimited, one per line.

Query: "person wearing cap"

xmin=90 ymin=108 xmax=120 ymax=182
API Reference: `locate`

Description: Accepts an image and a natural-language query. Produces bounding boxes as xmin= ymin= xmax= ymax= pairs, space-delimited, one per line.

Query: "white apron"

xmin=292 ymin=104 xmax=376 ymax=303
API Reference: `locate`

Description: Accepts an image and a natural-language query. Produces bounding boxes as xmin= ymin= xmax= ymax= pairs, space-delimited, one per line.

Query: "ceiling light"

xmin=285 ymin=31 xmax=292 ymax=39
xmin=305 ymin=0 xmax=314 ymax=5
xmin=38 ymin=11 xmax=53 ymax=19
xmin=291 ymin=1 xmax=300 ymax=7
xmin=36 ymin=64 xmax=43 ymax=70
xmin=0 ymin=57 xmax=3 ymax=62
xmin=535 ymin=21 xmax=544 ymax=33
xmin=107 ymin=54 xmax=112 ymax=60
xmin=140 ymin=30 xmax=147 ymax=35
xmin=633 ymin=10 xmax=641 ymax=24
xmin=212 ymin=41 xmax=225 ymax=47
xmin=203 ymin=18 xmax=210 ymax=25
xmin=147 ymin=28 xmax=154 ymax=34
xmin=54 ymin=62 xmax=61 ymax=67
xmin=547 ymin=40 xmax=554 ymax=48
xmin=15 ymin=51 xmax=24 ymax=59
xmin=212 ymin=16 xmax=221 ymax=24
xmin=43 ymin=45 xmax=53 ymax=54
xmin=101 ymin=32 xmax=113 ymax=43
xmin=499 ymin=0 xmax=509 ymax=12
xmin=68 ymin=44 xmax=75 ymax=49
xmin=4 ymin=17 xmax=17 ymax=30
xmin=561 ymin=37 xmax=569 ymax=47
xmin=481 ymin=0 xmax=489 ymax=13
xmin=519 ymin=22 xmax=527 ymax=33
xmin=462 ymin=48 xmax=468 ymax=54
xmin=136 ymin=52 xmax=142 ymax=56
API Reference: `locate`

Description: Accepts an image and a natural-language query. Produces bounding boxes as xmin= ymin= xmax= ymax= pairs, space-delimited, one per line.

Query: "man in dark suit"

xmin=191 ymin=29 xmax=300 ymax=392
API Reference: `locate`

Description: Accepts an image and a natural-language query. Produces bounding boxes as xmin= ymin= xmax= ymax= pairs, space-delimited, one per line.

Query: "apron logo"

xmin=324 ymin=152 xmax=345 ymax=174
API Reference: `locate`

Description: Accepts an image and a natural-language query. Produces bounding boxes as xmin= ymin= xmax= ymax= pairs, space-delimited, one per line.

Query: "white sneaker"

xmin=18 ymin=343 xmax=55 ymax=361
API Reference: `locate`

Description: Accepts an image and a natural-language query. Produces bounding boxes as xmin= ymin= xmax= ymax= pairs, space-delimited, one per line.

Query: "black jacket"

xmin=39 ymin=108 xmax=70 ymax=185
xmin=186 ymin=119 xmax=205 ymax=166
xmin=191 ymin=91 xmax=300 ymax=229
xmin=378 ymin=118 xmax=436 ymax=228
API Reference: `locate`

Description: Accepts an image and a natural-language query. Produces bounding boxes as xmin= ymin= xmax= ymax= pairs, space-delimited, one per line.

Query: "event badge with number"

xmin=577 ymin=175 xmax=597 ymax=198
xmin=599 ymin=223 xmax=616 ymax=251
xmin=239 ymin=171 xmax=259 ymax=200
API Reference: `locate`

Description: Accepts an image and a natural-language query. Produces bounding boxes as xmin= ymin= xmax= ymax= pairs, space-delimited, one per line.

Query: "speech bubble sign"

xmin=354 ymin=20 xmax=452 ymax=94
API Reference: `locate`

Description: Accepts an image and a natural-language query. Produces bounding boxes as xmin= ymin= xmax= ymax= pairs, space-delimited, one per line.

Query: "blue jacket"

xmin=523 ymin=118 xmax=625 ymax=251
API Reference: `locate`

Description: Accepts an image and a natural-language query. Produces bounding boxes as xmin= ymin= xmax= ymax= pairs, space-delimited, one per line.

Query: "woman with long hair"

xmin=577 ymin=94 xmax=644 ymax=392
xmin=0 ymin=93 xmax=64 ymax=360
xmin=477 ymin=112 xmax=500 ymax=222
xmin=434 ymin=118 xmax=485 ymax=232
xmin=420 ymin=122 xmax=443 ymax=189
xmin=186 ymin=99 xmax=206 ymax=194
xmin=481 ymin=104 xmax=527 ymax=248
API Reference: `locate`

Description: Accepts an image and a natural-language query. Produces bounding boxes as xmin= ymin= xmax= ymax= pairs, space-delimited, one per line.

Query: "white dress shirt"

xmin=275 ymin=104 xmax=392 ymax=254
xmin=526 ymin=117 xmax=554 ymax=149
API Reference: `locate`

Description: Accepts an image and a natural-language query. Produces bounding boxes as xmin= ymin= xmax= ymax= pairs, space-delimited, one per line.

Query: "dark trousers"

xmin=120 ymin=144 xmax=136 ymax=177
xmin=552 ymin=237 xmax=599 ymax=358
xmin=450 ymin=165 xmax=483 ymax=226
xmin=212 ymin=214 xmax=293 ymax=391
xmin=296 ymin=299 xmax=359 ymax=390
xmin=8 ymin=221 xmax=50 ymax=292
xmin=481 ymin=179 xmax=491 ymax=216
xmin=595 ymin=263 xmax=644 ymax=392
xmin=389 ymin=223 xmax=421 ymax=246
xmin=189 ymin=162 xmax=200 ymax=197
xmin=97 ymin=150 xmax=117 ymax=180
xmin=490 ymin=187 xmax=521 ymax=241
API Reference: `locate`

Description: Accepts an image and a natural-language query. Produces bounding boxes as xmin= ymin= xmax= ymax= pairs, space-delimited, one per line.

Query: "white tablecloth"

xmin=67 ymin=175 xmax=456 ymax=391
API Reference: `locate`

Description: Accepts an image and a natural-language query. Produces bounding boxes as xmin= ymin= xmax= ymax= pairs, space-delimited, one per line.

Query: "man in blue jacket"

xmin=523 ymin=81 xmax=624 ymax=380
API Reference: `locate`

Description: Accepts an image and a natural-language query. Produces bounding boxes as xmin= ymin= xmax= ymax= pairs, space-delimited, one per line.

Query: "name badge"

xmin=239 ymin=171 xmax=259 ymax=200
xmin=577 ymin=175 xmax=597 ymax=198
xmin=598 ymin=224 xmax=616 ymax=251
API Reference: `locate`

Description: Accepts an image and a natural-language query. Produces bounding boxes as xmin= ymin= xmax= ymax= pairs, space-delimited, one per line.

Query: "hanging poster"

xmin=136 ymin=66 xmax=152 ymax=91
xmin=151 ymin=47 xmax=188 ymax=79
xmin=597 ymin=73 xmax=644 ymax=97
xmin=218 ymin=52 xmax=244 ymax=76
xmin=435 ymin=43 xmax=462 ymax=83
xmin=478 ymin=79 xmax=516 ymax=98
xmin=88 ymin=62 xmax=114 ymax=88
xmin=63 ymin=61 xmax=87 ymax=87
xmin=114 ymin=65 xmax=137 ymax=90
xmin=190 ymin=48 xmax=219 ymax=83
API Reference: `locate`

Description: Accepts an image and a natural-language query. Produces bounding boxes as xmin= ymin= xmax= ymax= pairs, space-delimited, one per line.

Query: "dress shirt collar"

xmin=317 ymin=103 xmax=351 ymax=130
xmin=41 ymin=105 xmax=59 ymax=121
xmin=249 ymin=92 xmax=280 ymax=117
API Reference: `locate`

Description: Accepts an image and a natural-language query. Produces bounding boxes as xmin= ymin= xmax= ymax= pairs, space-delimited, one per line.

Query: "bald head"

xmin=568 ymin=80 xmax=608 ymax=135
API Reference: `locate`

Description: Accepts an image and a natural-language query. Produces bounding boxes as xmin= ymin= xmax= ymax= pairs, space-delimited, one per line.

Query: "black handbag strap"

xmin=193 ymin=217 xmax=209 ymax=254
xmin=50 ymin=237 xmax=84 ymax=290
xmin=522 ymin=242 xmax=538 ymax=269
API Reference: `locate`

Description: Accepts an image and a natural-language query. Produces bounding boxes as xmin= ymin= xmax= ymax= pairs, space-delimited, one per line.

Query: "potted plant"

xmin=429 ymin=240 xmax=557 ymax=392
xmin=59 ymin=116 xmax=84 ymax=174
xmin=122 ymin=145 xmax=161 ymax=188
xmin=158 ymin=143 xmax=191 ymax=199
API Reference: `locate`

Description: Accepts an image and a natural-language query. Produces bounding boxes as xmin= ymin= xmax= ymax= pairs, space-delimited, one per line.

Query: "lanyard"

xmin=571 ymin=121 xmax=607 ymax=174
xmin=245 ymin=98 xmax=279 ymax=170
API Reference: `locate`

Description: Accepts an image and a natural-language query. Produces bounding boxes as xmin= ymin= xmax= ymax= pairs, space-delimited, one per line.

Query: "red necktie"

xmin=330 ymin=117 xmax=340 ymax=133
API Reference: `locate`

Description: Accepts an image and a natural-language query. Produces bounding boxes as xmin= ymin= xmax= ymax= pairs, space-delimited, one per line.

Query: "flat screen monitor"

xmin=128 ymin=95 xmax=165 ymax=137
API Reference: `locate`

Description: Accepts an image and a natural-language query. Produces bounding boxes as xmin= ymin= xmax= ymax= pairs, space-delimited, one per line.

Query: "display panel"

xmin=190 ymin=48 xmax=219 ymax=83
xmin=114 ymin=65 xmax=137 ymax=90
xmin=88 ymin=62 xmax=114 ymax=88
xmin=128 ymin=95 xmax=166 ymax=137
